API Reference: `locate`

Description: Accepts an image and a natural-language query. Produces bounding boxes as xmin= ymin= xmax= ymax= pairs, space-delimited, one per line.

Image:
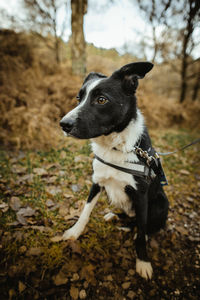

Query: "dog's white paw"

xmin=104 ymin=212 xmax=119 ymax=222
xmin=136 ymin=259 xmax=153 ymax=280
xmin=62 ymin=227 xmax=81 ymax=241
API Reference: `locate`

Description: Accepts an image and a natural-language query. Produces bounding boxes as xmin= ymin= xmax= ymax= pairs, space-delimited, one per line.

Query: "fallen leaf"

xmin=46 ymin=199 xmax=55 ymax=207
xmin=17 ymin=207 xmax=36 ymax=217
xmin=70 ymin=286 xmax=79 ymax=300
xmin=68 ymin=240 xmax=82 ymax=254
xmin=16 ymin=174 xmax=34 ymax=184
xmin=63 ymin=193 xmax=74 ymax=199
xmin=46 ymin=176 xmax=57 ymax=183
xmin=33 ymin=168 xmax=48 ymax=176
xmin=179 ymin=169 xmax=190 ymax=175
xmin=51 ymin=235 xmax=63 ymax=242
xmin=46 ymin=186 xmax=62 ymax=196
xmin=16 ymin=207 xmax=36 ymax=225
xmin=53 ymin=271 xmax=68 ymax=286
xmin=60 ymin=151 xmax=67 ymax=159
xmin=11 ymin=165 xmax=26 ymax=174
xmin=18 ymin=281 xmax=26 ymax=293
xmin=80 ymin=264 xmax=96 ymax=284
xmin=9 ymin=197 xmax=21 ymax=211
xmin=0 ymin=202 xmax=9 ymax=212
xmin=26 ymin=247 xmax=43 ymax=256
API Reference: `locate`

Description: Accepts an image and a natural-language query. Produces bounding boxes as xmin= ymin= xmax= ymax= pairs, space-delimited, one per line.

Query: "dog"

xmin=60 ymin=62 xmax=169 ymax=280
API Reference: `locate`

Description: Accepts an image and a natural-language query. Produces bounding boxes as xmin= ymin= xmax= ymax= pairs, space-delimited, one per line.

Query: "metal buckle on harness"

xmin=134 ymin=146 xmax=158 ymax=166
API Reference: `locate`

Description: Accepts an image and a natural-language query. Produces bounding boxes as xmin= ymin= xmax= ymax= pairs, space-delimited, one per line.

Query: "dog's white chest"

xmin=92 ymin=158 xmax=137 ymax=215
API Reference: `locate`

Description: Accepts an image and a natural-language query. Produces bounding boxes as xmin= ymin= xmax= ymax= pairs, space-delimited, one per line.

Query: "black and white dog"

xmin=60 ymin=62 xmax=168 ymax=280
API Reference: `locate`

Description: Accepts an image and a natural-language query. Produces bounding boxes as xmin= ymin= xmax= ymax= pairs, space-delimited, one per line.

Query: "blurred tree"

xmin=135 ymin=0 xmax=200 ymax=102
xmin=22 ymin=0 xmax=68 ymax=64
xmin=71 ymin=0 xmax=87 ymax=76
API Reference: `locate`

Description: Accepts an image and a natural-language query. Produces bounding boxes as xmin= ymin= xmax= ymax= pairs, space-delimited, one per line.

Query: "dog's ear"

xmin=83 ymin=72 xmax=107 ymax=85
xmin=111 ymin=62 xmax=153 ymax=94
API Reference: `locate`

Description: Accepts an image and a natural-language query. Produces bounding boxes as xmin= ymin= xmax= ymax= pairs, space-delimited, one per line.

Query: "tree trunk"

xmin=179 ymin=49 xmax=188 ymax=103
xmin=192 ymin=70 xmax=200 ymax=101
xmin=151 ymin=25 xmax=158 ymax=63
xmin=71 ymin=0 xmax=87 ymax=76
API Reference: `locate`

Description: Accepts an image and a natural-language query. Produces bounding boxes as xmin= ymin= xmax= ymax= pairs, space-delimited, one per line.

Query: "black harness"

xmin=94 ymin=137 xmax=200 ymax=186
xmin=95 ymin=146 xmax=168 ymax=186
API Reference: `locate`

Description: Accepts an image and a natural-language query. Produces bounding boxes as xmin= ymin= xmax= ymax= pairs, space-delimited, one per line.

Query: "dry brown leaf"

xmin=11 ymin=165 xmax=27 ymax=174
xmin=70 ymin=286 xmax=79 ymax=300
xmin=63 ymin=193 xmax=74 ymax=199
xmin=33 ymin=167 xmax=48 ymax=176
xmin=53 ymin=270 xmax=68 ymax=286
xmin=46 ymin=199 xmax=55 ymax=207
xmin=68 ymin=240 xmax=82 ymax=254
xmin=179 ymin=169 xmax=190 ymax=175
xmin=16 ymin=213 xmax=27 ymax=225
xmin=16 ymin=174 xmax=34 ymax=184
xmin=18 ymin=281 xmax=26 ymax=293
xmin=0 ymin=202 xmax=9 ymax=212
xmin=17 ymin=207 xmax=36 ymax=217
xmin=51 ymin=235 xmax=63 ymax=242
xmin=9 ymin=197 xmax=21 ymax=211
xmin=46 ymin=186 xmax=62 ymax=196
xmin=60 ymin=151 xmax=67 ymax=159
xmin=80 ymin=264 xmax=96 ymax=284
xmin=26 ymin=247 xmax=43 ymax=256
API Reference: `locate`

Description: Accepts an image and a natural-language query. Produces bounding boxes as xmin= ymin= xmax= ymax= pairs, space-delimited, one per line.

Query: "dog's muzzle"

xmin=60 ymin=118 xmax=75 ymax=134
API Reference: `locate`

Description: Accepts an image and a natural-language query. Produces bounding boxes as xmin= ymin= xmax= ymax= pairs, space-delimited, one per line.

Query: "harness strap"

xmin=94 ymin=154 xmax=155 ymax=179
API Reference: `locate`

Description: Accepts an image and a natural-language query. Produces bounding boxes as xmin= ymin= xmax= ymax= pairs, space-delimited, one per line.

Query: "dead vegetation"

xmin=0 ymin=129 xmax=200 ymax=299
xmin=0 ymin=29 xmax=199 ymax=150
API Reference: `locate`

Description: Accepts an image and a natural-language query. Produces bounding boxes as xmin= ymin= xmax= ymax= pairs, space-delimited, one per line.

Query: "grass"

xmin=0 ymin=128 xmax=200 ymax=298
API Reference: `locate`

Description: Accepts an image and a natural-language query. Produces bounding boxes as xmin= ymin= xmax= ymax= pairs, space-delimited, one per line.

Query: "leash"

xmin=94 ymin=137 xmax=200 ymax=186
xmin=157 ymin=138 xmax=200 ymax=156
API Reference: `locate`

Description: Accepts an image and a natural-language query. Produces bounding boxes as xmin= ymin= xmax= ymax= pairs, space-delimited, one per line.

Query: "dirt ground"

xmin=0 ymin=129 xmax=200 ymax=300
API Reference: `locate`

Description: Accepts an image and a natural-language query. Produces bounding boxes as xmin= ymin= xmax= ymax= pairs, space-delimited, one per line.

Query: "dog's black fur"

xmin=60 ymin=62 xmax=169 ymax=279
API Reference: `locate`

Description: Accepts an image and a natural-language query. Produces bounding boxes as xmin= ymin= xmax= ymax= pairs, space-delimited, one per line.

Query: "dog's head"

xmin=60 ymin=62 xmax=153 ymax=139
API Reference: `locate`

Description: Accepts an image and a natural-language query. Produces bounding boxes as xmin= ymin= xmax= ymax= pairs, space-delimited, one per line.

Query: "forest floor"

xmin=0 ymin=128 xmax=200 ymax=300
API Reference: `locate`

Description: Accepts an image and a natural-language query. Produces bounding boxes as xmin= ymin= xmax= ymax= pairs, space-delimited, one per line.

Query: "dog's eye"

xmin=97 ymin=96 xmax=108 ymax=105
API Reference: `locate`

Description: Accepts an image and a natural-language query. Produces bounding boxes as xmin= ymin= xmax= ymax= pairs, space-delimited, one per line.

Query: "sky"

xmin=0 ymin=0 xmax=152 ymax=55
xmin=0 ymin=0 xmax=199 ymax=60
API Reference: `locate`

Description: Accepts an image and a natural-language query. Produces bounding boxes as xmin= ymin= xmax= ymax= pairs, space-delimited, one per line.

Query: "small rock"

xmin=122 ymin=282 xmax=131 ymax=289
xmin=79 ymin=289 xmax=87 ymax=299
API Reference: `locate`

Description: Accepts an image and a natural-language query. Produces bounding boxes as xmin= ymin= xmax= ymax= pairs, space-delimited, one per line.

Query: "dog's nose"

xmin=60 ymin=118 xmax=75 ymax=133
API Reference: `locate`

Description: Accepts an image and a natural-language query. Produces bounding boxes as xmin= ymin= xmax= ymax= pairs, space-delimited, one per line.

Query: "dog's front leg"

xmin=63 ymin=183 xmax=101 ymax=240
xmin=125 ymin=183 xmax=153 ymax=280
